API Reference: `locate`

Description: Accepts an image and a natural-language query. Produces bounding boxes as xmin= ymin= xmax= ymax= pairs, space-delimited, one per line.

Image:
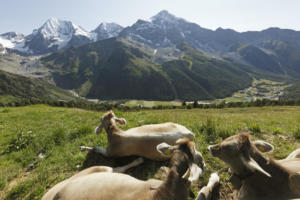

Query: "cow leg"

xmin=80 ymin=145 xmax=108 ymax=156
xmin=113 ymin=157 xmax=144 ymax=173
xmin=196 ymin=173 xmax=220 ymax=200
xmin=94 ymin=146 xmax=108 ymax=156
xmin=80 ymin=145 xmax=93 ymax=151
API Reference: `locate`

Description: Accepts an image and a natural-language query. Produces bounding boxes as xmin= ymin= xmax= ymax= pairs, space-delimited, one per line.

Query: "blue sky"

xmin=1 ymin=0 xmax=300 ymax=34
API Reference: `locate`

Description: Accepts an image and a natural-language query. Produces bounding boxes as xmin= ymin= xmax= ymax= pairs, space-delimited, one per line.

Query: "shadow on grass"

xmin=212 ymin=183 xmax=221 ymax=200
xmin=81 ymin=150 xmax=168 ymax=180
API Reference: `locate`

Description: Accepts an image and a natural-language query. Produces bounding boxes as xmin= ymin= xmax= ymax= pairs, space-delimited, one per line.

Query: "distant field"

xmin=124 ymin=100 xmax=182 ymax=107
xmin=123 ymin=79 xmax=291 ymax=108
xmin=0 ymin=105 xmax=300 ymax=199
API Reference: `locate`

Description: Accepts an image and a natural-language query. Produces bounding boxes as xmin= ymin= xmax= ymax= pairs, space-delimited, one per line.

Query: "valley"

xmin=1 ymin=5 xmax=300 ymax=200
xmin=1 ymin=10 xmax=300 ymax=103
xmin=219 ymin=79 xmax=291 ymax=103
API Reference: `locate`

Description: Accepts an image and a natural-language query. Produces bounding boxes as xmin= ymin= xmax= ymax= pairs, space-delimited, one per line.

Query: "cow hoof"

xmin=80 ymin=146 xmax=86 ymax=151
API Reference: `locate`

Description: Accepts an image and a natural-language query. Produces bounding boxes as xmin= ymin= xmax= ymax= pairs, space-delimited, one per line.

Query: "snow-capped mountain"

xmin=0 ymin=32 xmax=24 ymax=54
xmin=92 ymin=22 xmax=123 ymax=41
xmin=0 ymin=18 xmax=124 ymax=55
xmin=17 ymin=17 xmax=94 ymax=55
xmin=119 ymin=10 xmax=211 ymax=49
xmin=119 ymin=10 xmax=239 ymax=54
xmin=2 ymin=10 xmax=300 ymax=56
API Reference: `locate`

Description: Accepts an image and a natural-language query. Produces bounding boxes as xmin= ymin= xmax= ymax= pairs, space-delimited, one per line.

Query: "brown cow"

xmin=80 ymin=110 xmax=197 ymax=161
xmin=43 ymin=138 xmax=205 ymax=200
xmin=208 ymin=132 xmax=300 ymax=200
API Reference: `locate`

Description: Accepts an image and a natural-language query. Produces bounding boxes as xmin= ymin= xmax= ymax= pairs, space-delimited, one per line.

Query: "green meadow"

xmin=0 ymin=105 xmax=300 ymax=199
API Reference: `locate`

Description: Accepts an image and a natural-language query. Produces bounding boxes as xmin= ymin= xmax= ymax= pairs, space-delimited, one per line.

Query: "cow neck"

xmin=105 ymin=125 xmax=122 ymax=143
xmin=153 ymin=169 xmax=189 ymax=200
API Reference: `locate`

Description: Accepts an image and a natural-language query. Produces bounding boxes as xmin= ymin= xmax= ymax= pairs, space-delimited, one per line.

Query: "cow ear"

xmin=107 ymin=110 xmax=114 ymax=118
xmin=187 ymin=142 xmax=205 ymax=170
xmin=95 ymin=125 xmax=103 ymax=135
xmin=114 ymin=117 xmax=126 ymax=126
xmin=156 ymin=143 xmax=174 ymax=157
xmin=253 ymin=140 xmax=274 ymax=153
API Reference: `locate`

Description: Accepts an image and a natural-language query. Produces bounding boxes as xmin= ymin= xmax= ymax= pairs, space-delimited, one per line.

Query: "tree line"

xmin=2 ymin=97 xmax=300 ymax=111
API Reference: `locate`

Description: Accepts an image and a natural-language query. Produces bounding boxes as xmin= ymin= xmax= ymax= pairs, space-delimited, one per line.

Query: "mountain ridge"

xmin=2 ymin=10 xmax=300 ymax=57
xmin=41 ymin=37 xmax=252 ymax=100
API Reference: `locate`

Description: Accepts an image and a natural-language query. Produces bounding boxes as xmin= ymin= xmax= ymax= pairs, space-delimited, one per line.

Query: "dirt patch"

xmin=216 ymin=183 xmax=238 ymax=200
xmin=0 ymin=171 xmax=30 ymax=199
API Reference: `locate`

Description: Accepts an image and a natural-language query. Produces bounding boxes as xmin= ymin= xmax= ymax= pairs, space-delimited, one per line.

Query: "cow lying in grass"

xmin=80 ymin=110 xmax=198 ymax=161
xmin=43 ymin=138 xmax=205 ymax=200
xmin=208 ymin=132 xmax=300 ymax=200
xmin=42 ymin=157 xmax=144 ymax=200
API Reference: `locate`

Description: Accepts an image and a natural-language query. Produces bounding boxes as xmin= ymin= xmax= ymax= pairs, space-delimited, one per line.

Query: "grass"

xmin=293 ymin=128 xmax=300 ymax=139
xmin=0 ymin=105 xmax=300 ymax=199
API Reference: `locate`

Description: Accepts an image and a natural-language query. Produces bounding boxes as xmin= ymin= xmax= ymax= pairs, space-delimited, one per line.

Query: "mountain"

xmin=241 ymin=28 xmax=300 ymax=47
xmin=0 ymin=69 xmax=76 ymax=104
xmin=42 ymin=37 xmax=175 ymax=100
xmin=237 ymin=44 xmax=284 ymax=74
xmin=0 ymin=18 xmax=124 ymax=55
xmin=41 ymin=37 xmax=251 ymax=100
xmin=0 ymin=32 xmax=24 ymax=54
xmin=161 ymin=43 xmax=252 ymax=100
xmin=280 ymin=80 xmax=300 ymax=101
xmin=17 ymin=17 xmax=94 ymax=55
xmin=120 ymin=10 xmax=300 ymax=57
xmin=2 ymin=10 xmax=300 ymax=59
xmin=92 ymin=22 xmax=123 ymax=41
xmin=2 ymin=10 xmax=300 ymax=101
xmin=262 ymin=40 xmax=300 ymax=76
xmin=119 ymin=10 xmax=219 ymax=53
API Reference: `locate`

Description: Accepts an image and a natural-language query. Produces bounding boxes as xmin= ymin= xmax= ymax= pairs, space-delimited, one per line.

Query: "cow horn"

xmin=240 ymin=155 xmax=271 ymax=177
xmin=182 ymin=168 xmax=191 ymax=180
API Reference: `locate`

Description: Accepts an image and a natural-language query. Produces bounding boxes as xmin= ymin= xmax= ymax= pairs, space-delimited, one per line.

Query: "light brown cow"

xmin=80 ymin=110 xmax=197 ymax=161
xmin=42 ymin=138 xmax=205 ymax=200
xmin=42 ymin=157 xmax=144 ymax=200
xmin=208 ymin=132 xmax=300 ymax=200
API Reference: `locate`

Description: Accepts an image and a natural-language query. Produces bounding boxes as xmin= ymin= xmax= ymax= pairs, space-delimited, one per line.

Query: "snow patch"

xmin=93 ymin=22 xmax=123 ymax=39
xmin=153 ymin=49 xmax=157 ymax=55
xmin=0 ymin=37 xmax=14 ymax=48
xmin=180 ymin=32 xmax=185 ymax=38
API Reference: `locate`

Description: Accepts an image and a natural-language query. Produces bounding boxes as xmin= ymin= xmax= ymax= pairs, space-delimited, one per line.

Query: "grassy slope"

xmin=162 ymin=44 xmax=252 ymax=100
xmin=263 ymin=40 xmax=300 ymax=76
xmin=0 ymin=105 xmax=300 ymax=200
xmin=42 ymin=38 xmax=252 ymax=101
xmin=281 ymin=81 xmax=300 ymax=100
xmin=43 ymin=38 xmax=175 ymax=100
xmin=0 ymin=70 xmax=76 ymax=104
xmin=238 ymin=44 xmax=284 ymax=74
